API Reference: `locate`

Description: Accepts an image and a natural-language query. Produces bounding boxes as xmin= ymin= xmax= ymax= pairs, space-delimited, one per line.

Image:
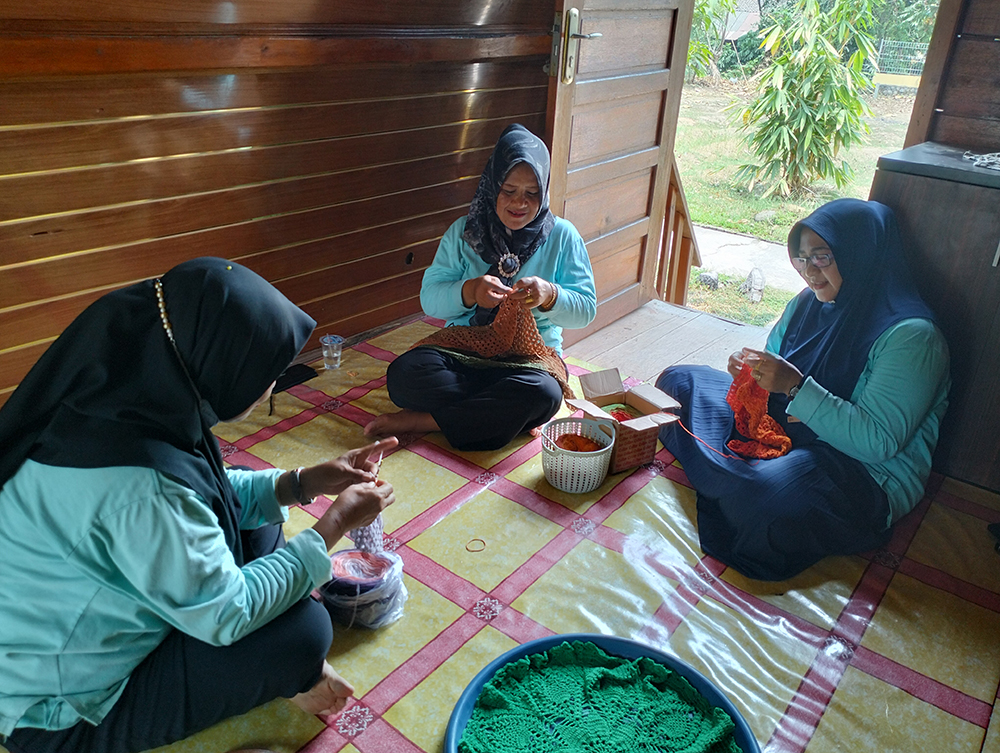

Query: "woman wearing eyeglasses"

xmin=655 ymin=199 xmax=950 ymax=581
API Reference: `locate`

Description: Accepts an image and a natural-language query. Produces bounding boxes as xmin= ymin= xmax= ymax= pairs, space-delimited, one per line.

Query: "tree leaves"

xmin=687 ymin=0 xmax=739 ymax=78
xmin=730 ymin=0 xmax=877 ymax=197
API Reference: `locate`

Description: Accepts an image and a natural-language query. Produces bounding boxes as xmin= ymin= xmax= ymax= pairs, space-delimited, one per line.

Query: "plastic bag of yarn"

xmin=319 ymin=549 xmax=408 ymax=629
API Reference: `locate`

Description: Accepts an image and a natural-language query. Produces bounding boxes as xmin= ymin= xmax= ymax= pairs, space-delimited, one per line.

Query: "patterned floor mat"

xmin=6 ymin=317 xmax=997 ymax=753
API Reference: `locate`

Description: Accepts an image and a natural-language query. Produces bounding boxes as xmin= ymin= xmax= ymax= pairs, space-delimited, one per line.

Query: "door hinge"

xmin=547 ymin=11 xmax=562 ymax=77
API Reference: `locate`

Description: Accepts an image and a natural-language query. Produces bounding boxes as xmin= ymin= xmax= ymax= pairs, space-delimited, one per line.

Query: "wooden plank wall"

xmin=0 ymin=1 xmax=553 ymax=407
xmin=913 ymin=0 xmax=1000 ymax=150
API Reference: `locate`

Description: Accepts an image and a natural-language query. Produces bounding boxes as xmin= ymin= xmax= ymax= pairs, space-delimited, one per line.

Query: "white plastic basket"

xmin=540 ymin=417 xmax=615 ymax=494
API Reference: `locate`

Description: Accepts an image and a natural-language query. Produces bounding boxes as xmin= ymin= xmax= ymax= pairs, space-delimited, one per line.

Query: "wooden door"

xmin=546 ymin=0 xmax=693 ymax=347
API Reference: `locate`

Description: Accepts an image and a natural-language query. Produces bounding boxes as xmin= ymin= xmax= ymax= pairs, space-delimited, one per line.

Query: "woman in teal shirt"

xmin=365 ymin=124 xmax=597 ymax=450
xmin=656 ymin=200 xmax=950 ymax=581
xmin=0 ymin=258 xmax=396 ymax=753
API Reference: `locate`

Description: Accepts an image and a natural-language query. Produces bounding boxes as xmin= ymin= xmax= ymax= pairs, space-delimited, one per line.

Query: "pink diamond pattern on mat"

xmin=321 ymin=399 xmax=345 ymax=411
xmin=571 ymin=518 xmax=597 ymax=536
xmin=687 ymin=570 xmax=716 ymax=595
xmin=872 ymin=550 xmax=902 ymax=569
xmin=472 ymin=597 xmax=503 ymax=621
xmin=219 ymin=444 xmax=238 ymax=458
xmin=473 ymin=472 xmax=499 ymax=487
xmin=335 ymin=704 xmax=374 ymax=737
xmin=823 ymin=636 xmax=856 ymax=662
xmin=646 ymin=459 xmax=669 ymax=475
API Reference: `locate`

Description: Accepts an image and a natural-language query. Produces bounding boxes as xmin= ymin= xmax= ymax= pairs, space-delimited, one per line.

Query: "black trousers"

xmin=6 ymin=524 xmax=333 ymax=753
xmin=386 ymin=347 xmax=564 ymax=451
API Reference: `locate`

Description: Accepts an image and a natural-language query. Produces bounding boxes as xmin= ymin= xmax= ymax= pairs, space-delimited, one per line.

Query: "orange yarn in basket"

xmin=414 ymin=297 xmax=573 ymax=398
xmin=725 ymin=363 xmax=792 ymax=460
xmin=555 ymin=434 xmax=603 ymax=453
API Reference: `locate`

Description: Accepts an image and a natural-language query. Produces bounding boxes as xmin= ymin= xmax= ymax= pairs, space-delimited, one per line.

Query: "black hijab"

xmin=0 ymin=257 xmax=315 ymax=566
xmin=464 ymin=123 xmax=556 ymax=325
xmin=780 ymin=199 xmax=936 ymax=402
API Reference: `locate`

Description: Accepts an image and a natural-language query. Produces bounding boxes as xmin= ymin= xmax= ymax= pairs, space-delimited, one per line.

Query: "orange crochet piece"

xmin=414 ymin=297 xmax=574 ymax=398
xmin=725 ymin=363 xmax=792 ymax=459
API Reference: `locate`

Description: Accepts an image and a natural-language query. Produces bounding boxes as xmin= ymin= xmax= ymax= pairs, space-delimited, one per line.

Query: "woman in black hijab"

xmin=365 ymin=124 xmax=597 ymax=450
xmin=0 ymin=258 xmax=396 ymax=753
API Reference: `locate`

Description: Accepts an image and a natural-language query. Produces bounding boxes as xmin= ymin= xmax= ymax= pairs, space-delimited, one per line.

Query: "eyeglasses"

xmin=791 ymin=253 xmax=834 ymax=270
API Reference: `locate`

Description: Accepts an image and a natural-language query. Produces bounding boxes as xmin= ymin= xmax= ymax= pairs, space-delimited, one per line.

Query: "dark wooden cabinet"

xmin=870 ymin=142 xmax=1000 ymax=492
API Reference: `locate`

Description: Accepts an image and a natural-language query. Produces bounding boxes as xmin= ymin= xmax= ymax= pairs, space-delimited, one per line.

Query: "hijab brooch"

xmin=498 ymin=252 xmax=521 ymax=277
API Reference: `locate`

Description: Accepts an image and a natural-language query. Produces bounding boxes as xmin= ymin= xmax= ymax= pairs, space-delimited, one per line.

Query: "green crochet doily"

xmin=458 ymin=640 xmax=742 ymax=753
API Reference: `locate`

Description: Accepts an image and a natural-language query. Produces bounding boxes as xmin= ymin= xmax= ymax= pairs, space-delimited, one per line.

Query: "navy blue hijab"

xmin=464 ymin=123 xmax=556 ymax=326
xmin=779 ymin=199 xmax=935 ymax=402
xmin=0 ymin=258 xmax=315 ymax=566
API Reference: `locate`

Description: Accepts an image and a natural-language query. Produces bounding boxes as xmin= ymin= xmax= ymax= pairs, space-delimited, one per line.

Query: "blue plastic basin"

xmin=444 ymin=633 xmax=761 ymax=753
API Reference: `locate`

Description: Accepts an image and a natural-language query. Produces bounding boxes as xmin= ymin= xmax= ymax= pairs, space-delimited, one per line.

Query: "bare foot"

xmin=291 ymin=661 xmax=354 ymax=716
xmin=364 ymin=410 xmax=440 ymax=437
xmin=529 ymin=426 xmax=543 ymax=438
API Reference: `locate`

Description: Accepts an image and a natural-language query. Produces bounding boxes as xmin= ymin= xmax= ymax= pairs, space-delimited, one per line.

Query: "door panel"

xmin=546 ymin=0 xmax=693 ymax=347
xmin=591 ymin=243 xmax=644 ymax=296
xmin=568 ymin=95 xmax=662 ymax=163
xmin=575 ymin=11 xmax=674 ymax=75
xmin=564 ymin=171 xmax=653 ymax=239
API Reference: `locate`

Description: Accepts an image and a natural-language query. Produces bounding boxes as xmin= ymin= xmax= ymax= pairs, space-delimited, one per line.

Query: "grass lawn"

xmin=674 ymin=80 xmax=915 ymax=244
xmin=686 ymin=269 xmax=791 ymax=327
xmin=674 ymin=80 xmax=914 ymax=324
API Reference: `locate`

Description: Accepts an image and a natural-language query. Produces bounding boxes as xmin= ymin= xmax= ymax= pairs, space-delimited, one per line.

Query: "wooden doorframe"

xmin=904 ymin=0 xmax=965 ymax=147
xmin=640 ymin=0 xmax=694 ymax=303
xmin=545 ymin=0 xmax=694 ymax=347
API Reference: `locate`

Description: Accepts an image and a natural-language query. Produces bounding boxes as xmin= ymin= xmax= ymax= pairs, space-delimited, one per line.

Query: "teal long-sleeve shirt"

xmin=0 ymin=461 xmax=332 ymax=735
xmin=420 ymin=216 xmax=597 ymax=355
xmin=766 ymin=299 xmax=950 ymax=526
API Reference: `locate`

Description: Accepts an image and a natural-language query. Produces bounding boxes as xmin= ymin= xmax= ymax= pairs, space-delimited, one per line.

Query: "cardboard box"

xmin=566 ymin=368 xmax=680 ymax=474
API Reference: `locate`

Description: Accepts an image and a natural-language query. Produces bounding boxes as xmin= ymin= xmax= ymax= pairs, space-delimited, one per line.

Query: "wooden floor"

xmin=565 ymin=299 xmax=771 ymax=382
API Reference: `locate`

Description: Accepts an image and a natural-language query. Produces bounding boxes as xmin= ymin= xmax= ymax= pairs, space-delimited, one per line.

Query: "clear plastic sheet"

xmin=41 ymin=319 xmax=996 ymax=753
xmin=320 ymin=550 xmax=408 ymax=629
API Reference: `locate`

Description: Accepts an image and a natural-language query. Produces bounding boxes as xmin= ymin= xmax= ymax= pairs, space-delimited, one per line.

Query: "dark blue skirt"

xmin=656 ymin=365 xmax=890 ymax=581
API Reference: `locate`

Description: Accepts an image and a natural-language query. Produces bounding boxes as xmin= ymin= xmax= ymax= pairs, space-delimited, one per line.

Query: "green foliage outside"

xmin=685 ymin=0 xmax=938 ymax=198
xmin=672 ymin=83 xmax=912 ymax=322
xmin=874 ymin=0 xmax=939 ymax=43
xmin=730 ymin=0 xmax=879 ymax=197
xmin=677 ymin=0 xmax=937 ymax=322
xmin=690 ymin=0 xmax=939 ymax=81
xmin=688 ymin=0 xmax=738 ymax=79
xmin=673 ymin=82 xmax=913 ymax=243
xmin=686 ymin=269 xmax=792 ymax=327
xmin=717 ymin=28 xmax=767 ymax=79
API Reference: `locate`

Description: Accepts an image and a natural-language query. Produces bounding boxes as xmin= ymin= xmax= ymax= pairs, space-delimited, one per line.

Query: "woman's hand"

xmin=462 ymin=275 xmax=511 ymax=309
xmin=727 ymin=349 xmax=750 ymax=380
xmin=510 ymin=276 xmax=556 ymax=310
xmin=280 ymin=437 xmax=398 ymax=506
xmin=312 ymin=479 xmax=396 ymax=550
xmin=306 ymin=437 xmax=398 ymax=497
xmin=742 ymin=348 xmax=803 ymax=396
